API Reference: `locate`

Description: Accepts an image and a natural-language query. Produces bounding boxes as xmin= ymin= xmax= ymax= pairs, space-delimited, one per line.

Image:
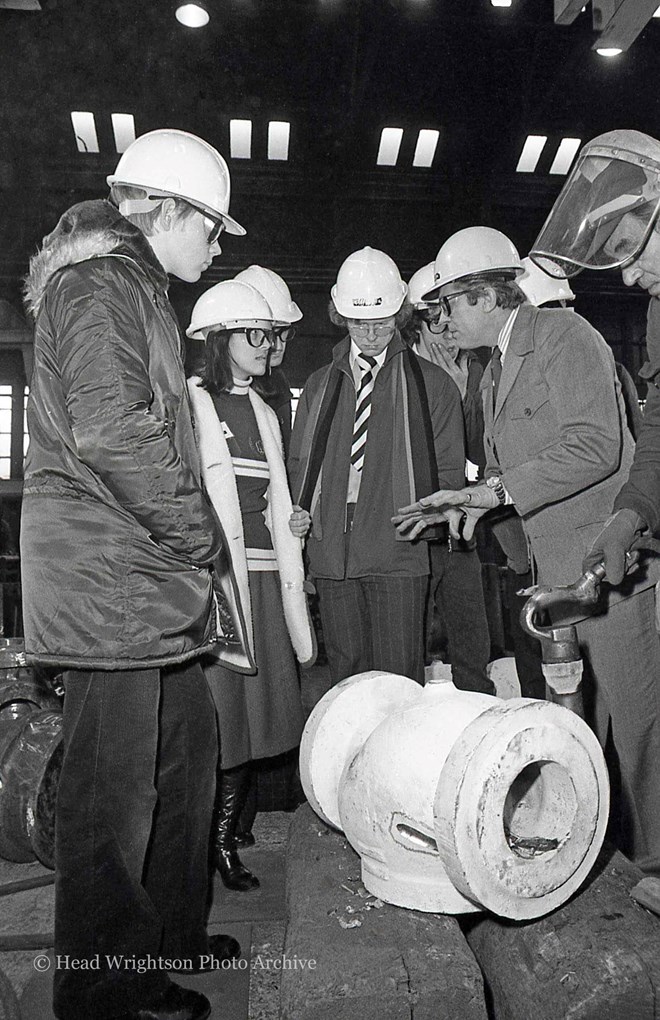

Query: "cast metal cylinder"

xmin=301 ymin=672 xmax=609 ymax=919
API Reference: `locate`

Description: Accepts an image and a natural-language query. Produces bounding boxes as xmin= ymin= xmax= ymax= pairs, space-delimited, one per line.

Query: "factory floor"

xmin=0 ymin=664 xmax=335 ymax=1020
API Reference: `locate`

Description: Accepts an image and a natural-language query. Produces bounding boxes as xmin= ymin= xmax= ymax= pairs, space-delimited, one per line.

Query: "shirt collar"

xmin=497 ymin=307 xmax=520 ymax=363
xmin=349 ymin=339 xmax=389 ymax=371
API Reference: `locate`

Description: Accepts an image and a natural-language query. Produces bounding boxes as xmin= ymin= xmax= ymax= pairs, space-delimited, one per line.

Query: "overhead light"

xmin=175 ymin=3 xmax=209 ymax=27
xmin=516 ymin=135 xmax=547 ymax=173
xmin=268 ymin=121 xmax=290 ymax=161
xmin=491 ymin=0 xmax=512 ymax=7
xmin=70 ymin=112 xmax=99 ymax=154
xmin=596 ymin=47 xmax=622 ymax=56
xmin=412 ymin=129 xmax=439 ymax=168
xmin=111 ymin=114 xmax=136 ymax=154
xmin=549 ymin=137 xmax=582 ymax=175
xmin=230 ymin=119 xmax=252 ymax=159
xmin=377 ymin=127 xmax=404 ymax=167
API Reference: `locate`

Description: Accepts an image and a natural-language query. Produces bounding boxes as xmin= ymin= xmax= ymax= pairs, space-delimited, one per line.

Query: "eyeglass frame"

xmin=231 ymin=327 xmax=276 ymax=349
xmin=421 ymin=289 xmax=475 ymax=331
xmin=271 ymin=325 xmax=297 ymax=344
xmin=346 ymin=320 xmax=396 ymax=338
xmin=201 ymin=214 xmax=225 ymax=246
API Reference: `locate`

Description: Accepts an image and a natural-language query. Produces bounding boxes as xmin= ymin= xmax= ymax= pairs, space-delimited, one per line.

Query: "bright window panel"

xmin=71 ymin=111 xmax=100 ymax=154
xmin=549 ymin=138 xmax=582 ymax=176
xmin=230 ymin=119 xmax=252 ymax=159
xmin=377 ymin=127 xmax=404 ymax=167
xmin=111 ymin=114 xmax=136 ymax=153
xmin=516 ymin=135 xmax=547 ymax=173
xmin=0 ymin=459 xmax=9 ymax=480
xmin=412 ymin=129 xmax=439 ymax=168
xmin=267 ymin=121 xmax=290 ymax=161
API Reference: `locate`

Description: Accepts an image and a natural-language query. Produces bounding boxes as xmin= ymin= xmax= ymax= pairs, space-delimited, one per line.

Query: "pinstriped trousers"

xmin=315 ymin=573 xmax=427 ymax=686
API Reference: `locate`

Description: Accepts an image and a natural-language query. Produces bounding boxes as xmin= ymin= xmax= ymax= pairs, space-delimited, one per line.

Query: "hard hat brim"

xmin=106 ymin=175 xmax=247 ymax=236
xmin=422 ymin=266 xmax=523 ymax=302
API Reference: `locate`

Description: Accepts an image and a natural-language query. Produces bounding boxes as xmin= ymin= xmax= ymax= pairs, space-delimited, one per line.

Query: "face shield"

xmin=530 ymin=142 xmax=660 ymax=279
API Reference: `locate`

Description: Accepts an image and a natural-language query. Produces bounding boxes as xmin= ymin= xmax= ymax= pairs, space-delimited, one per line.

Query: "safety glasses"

xmin=202 ymin=215 xmax=225 ymax=246
xmin=432 ymin=289 xmax=474 ymax=321
xmin=272 ymin=325 xmax=296 ymax=344
xmin=234 ymin=328 xmax=275 ymax=349
xmin=347 ymin=321 xmax=394 ymax=338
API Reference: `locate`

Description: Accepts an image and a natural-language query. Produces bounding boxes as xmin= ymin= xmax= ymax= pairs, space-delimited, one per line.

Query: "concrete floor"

xmin=0 ymin=662 xmax=335 ymax=1019
xmin=0 ymin=810 xmax=295 ymax=1020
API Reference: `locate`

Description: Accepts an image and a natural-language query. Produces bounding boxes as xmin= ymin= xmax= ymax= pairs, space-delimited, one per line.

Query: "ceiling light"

xmin=377 ymin=127 xmax=403 ymax=167
xmin=175 ymin=3 xmax=209 ymax=28
xmin=549 ymin=137 xmax=582 ymax=175
xmin=268 ymin=121 xmax=290 ymax=161
xmin=516 ymin=135 xmax=547 ymax=173
xmin=596 ymin=47 xmax=622 ymax=56
xmin=111 ymin=114 xmax=136 ymax=154
xmin=230 ymin=120 xmax=252 ymax=159
xmin=412 ymin=129 xmax=439 ymax=168
xmin=491 ymin=0 xmax=512 ymax=7
xmin=70 ymin=112 xmax=99 ymax=154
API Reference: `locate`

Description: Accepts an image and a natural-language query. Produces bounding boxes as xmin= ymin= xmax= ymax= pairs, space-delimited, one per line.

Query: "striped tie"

xmin=351 ymin=354 xmax=377 ymax=474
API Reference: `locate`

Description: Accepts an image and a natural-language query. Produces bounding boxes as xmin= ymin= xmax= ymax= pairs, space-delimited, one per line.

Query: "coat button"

xmin=524 ymin=407 xmax=532 ymax=416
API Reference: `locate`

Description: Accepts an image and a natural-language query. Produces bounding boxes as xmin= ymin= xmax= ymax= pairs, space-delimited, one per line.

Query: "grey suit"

xmin=482 ymin=303 xmax=660 ymax=876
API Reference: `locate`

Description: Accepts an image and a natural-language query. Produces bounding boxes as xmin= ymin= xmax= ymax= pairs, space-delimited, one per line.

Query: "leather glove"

xmin=583 ymin=508 xmax=647 ymax=585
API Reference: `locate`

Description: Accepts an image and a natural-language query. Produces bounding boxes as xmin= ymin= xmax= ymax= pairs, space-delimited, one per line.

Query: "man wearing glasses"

xmin=290 ymin=247 xmax=465 ymax=687
xmin=393 ymin=225 xmax=660 ymax=882
xmin=21 ymin=129 xmax=244 ymax=1020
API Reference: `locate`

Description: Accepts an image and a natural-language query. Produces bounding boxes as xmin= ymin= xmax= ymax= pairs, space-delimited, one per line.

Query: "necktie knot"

xmin=358 ymin=353 xmax=377 ymax=372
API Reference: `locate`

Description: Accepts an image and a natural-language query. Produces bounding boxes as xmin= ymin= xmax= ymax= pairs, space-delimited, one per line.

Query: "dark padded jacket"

xmin=21 ymin=200 xmax=222 ymax=669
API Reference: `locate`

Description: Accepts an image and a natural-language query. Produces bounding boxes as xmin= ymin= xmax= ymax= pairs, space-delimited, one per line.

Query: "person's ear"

xmin=480 ymin=287 xmax=498 ymax=312
xmin=156 ymin=198 xmax=178 ymax=232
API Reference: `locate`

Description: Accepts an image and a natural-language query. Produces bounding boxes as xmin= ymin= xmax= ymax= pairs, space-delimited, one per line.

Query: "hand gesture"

xmin=583 ymin=508 xmax=645 ymax=585
xmin=289 ymin=504 xmax=311 ymax=539
xmin=392 ymin=484 xmax=499 ymax=541
xmin=427 ymin=344 xmax=469 ymax=399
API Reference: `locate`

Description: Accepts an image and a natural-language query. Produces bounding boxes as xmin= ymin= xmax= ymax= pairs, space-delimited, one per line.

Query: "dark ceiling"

xmin=1 ymin=0 xmax=660 ymax=308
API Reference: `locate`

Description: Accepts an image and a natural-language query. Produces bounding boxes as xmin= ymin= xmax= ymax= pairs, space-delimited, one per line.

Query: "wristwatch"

xmin=486 ymin=475 xmax=506 ymax=505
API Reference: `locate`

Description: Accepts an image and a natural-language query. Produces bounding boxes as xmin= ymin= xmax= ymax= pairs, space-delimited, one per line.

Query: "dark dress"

xmin=204 ymin=390 xmax=305 ymax=768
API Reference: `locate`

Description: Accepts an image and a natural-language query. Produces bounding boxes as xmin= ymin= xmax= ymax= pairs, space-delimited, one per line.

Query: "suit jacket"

xmin=481 ymin=304 xmax=654 ymax=592
xmin=615 ymin=297 xmax=660 ymax=531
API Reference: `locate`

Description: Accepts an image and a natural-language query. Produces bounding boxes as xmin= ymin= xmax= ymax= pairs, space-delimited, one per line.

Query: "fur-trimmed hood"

xmin=23 ymin=199 xmax=168 ymax=318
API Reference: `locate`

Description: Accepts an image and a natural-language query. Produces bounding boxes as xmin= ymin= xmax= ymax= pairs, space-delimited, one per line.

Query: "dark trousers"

xmin=428 ymin=540 xmax=494 ymax=695
xmin=315 ymin=574 xmax=427 ymax=686
xmin=53 ymin=662 xmax=217 ymax=1020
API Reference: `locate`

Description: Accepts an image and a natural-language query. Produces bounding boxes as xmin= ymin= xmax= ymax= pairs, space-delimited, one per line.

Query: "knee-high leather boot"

xmin=214 ymin=765 xmax=260 ymax=892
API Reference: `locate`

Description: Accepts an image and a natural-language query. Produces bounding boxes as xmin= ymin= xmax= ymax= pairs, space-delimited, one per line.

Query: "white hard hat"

xmin=107 ymin=128 xmax=246 ymax=236
xmin=408 ymin=263 xmax=437 ymax=309
xmin=234 ymin=265 xmax=302 ymax=324
xmin=531 ymin=130 xmax=660 ymax=278
xmin=517 ymin=258 xmax=575 ymax=306
xmin=186 ymin=281 xmax=273 ymax=340
xmin=331 ymin=247 xmax=407 ymax=319
xmin=423 ymin=227 xmax=524 ymax=301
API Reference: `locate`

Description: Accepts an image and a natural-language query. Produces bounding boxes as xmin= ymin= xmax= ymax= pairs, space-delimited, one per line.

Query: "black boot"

xmin=235 ymin=767 xmax=257 ymax=848
xmin=214 ymin=765 xmax=260 ymax=892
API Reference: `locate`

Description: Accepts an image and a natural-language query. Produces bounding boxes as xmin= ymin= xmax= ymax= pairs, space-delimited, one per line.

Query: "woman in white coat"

xmin=186 ymin=280 xmax=315 ymax=891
